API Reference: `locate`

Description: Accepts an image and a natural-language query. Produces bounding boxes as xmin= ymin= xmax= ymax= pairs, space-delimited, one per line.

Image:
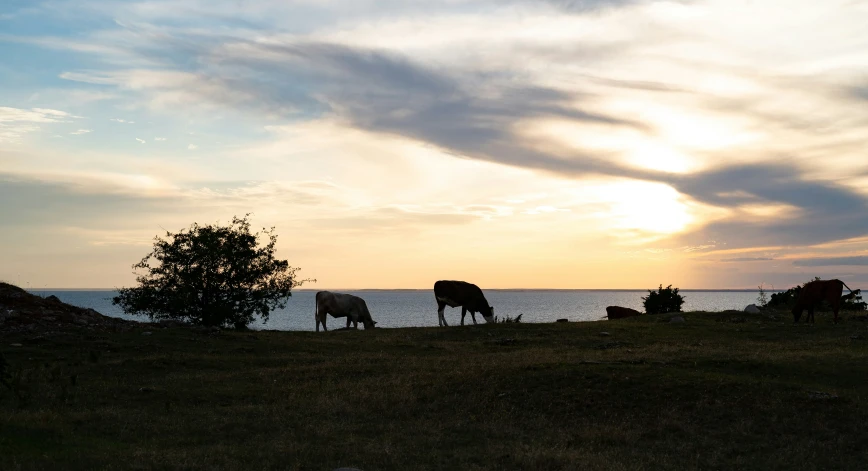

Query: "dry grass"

xmin=2 ymin=311 xmax=868 ymax=470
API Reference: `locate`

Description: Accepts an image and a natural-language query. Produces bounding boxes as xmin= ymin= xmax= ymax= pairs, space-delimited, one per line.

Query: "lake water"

xmin=30 ymin=289 xmax=766 ymax=331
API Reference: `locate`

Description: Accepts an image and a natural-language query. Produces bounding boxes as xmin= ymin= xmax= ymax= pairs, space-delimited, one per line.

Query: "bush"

xmin=642 ymin=284 xmax=685 ymax=315
xmin=113 ymin=215 xmax=311 ymax=329
xmin=757 ymin=283 xmax=770 ymax=308
xmin=496 ymin=314 xmax=523 ymax=324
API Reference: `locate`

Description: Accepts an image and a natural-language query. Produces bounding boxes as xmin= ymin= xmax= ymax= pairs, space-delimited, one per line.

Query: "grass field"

xmin=3 ymin=311 xmax=868 ymax=470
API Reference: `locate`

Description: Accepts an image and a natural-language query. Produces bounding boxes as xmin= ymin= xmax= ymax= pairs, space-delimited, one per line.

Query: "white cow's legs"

xmin=438 ymin=308 xmax=449 ymax=327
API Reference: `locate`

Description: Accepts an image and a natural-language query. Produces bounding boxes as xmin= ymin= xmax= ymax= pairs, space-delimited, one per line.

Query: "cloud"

xmin=110 ymin=118 xmax=135 ymax=124
xmin=721 ymin=257 xmax=774 ymax=262
xmin=851 ymin=85 xmax=868 ymax=101
xmin=136 ymin=138 xmax=146 ymax=144
xmin=0 ymin=172 xmax=178 ymax=229
xmin=69 ymin=129 xmax=92 ymax=135
xmin=154 ymin=137 xmax=167 ymax=141
xmin=533 ymin=0 xmax=649 ymax=12
xmin=793 ymin=256 xmax=868 ymax=267
xmin=670 ymin=163 xmax=868 ymax=248
xmin=187 ymin=144 xmax=197 ymax=150
xmin=29 ymin=1 xmax=868 ymax=255
xmin=0 ymin=107 xmax=76 ymax=142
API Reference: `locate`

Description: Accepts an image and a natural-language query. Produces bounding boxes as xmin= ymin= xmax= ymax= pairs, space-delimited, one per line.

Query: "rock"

xmin=73 ymin=318 xmax=89 ymax=326
xmin=744 ymin=304 xmax=761 ymax=314
xmin=141 ymin=331 xmax=153 ymax=336
xmin=45 ymin=295 xmax=62 ymax=303
xmin=605 ymin=306 xmax=642 ymax=320
xmin=10 ymin=343 xmax=23 ymax=347
xmin=139 ymin=387 xmax=155 ymax=393
xmin=556 ymin=318 xmax=569 ymax=323
xmin=599 ymin=332 xmax=611 ymax=337
xmin=669 ymin=316 xmax=686 ymax=324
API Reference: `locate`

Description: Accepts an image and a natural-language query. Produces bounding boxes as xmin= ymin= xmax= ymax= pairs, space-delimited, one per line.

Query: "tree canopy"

xmin=113 ymin=215 xmax=309 ymax=329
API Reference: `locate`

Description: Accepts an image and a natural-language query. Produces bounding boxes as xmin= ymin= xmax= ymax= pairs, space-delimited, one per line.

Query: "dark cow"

xmin=315 ymin=291 xmax=376 ymax=332
xmin=792 ymin=279 xmax=856 ymax=324
xmin=434 ymin=280 xmax=494 ymax=326
xmin=605 ymin=306 xmax=643 ymax=320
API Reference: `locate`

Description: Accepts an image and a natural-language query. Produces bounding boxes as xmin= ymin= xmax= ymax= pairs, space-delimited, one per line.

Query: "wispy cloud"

xmin=154 ymin=137 xmax=166 ymax=141
xmin=69 ymin=129 xmax=92 ymax=135
xmin=110 ymin=118 xmax=135 ymax=124
xmin=794 ymin=256 xmax=868 ymax=267
xmin=187 ymin=144 xmax=197 ymax=150
xmin=135 ymin=138 xmax=145 ymax=144
xmin=721 ymin=257 xmax=774 ymax=262
xmin=0 ymin=106 xmax=76 ymax=142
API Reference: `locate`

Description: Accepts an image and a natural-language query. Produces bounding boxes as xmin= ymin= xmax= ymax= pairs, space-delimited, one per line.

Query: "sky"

xmin=2 ymin=0 xmax=868 ymax=290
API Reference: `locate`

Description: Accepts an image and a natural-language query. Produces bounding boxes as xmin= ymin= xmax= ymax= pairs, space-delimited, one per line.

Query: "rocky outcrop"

xmin=0 ymin=282 xmax=136 ymax=334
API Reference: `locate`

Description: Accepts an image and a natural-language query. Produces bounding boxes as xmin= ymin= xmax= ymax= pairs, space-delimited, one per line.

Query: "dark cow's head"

xmin=481 ymin=305 xmax=495 ymax=323
xmin=362 ymin=318 xmax=378 ymax=329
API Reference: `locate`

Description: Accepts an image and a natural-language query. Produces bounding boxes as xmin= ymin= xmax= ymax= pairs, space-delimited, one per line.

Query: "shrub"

xmin=496 ymin=314 xmax=523 ymax=323
xmin=642 ymin=284 xmax=685 ymax=315
xmin=757 ymin=283 xmax=770 ymax=308
xmin=113 ymin=215 xmax=311 ymax=329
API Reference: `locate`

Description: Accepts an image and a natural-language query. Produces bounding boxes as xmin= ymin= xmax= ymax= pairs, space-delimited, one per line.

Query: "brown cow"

xmin=792 ymin=279 xmax=856 ymax=324
xmin=605 ymin=306 xmax=643 ymax=320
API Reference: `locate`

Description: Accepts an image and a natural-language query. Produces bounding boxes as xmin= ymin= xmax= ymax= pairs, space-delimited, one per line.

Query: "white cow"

xmin=315 ymin=291 xmax=377 ymax=332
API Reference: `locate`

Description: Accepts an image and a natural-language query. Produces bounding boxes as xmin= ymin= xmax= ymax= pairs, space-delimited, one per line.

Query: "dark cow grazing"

xmin=605 ymin=306 xmax=643 ymax=320
xmin=792 ymin=279 xmax=855 ymax=324
xmin=434 ymin=280 xmax=494 ymax=326
xmin=315 ymin=291 xmax=376 ymax=332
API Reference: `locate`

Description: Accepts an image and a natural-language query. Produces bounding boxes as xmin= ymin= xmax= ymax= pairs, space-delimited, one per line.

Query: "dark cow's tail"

xmin=842 ymin=281 xmax=855 ymax=293
xmin=314 ymin=291 xmax=322 ymax=331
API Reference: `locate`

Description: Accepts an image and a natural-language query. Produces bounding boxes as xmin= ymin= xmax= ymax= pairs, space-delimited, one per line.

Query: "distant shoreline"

xmin=28 ymin=288 xmax=780 ymax=292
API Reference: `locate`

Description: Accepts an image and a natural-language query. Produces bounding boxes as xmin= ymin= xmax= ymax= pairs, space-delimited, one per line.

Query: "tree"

xmin=113 ymin=215 xmax=310 ymax=329
xmin=642 ymin=284 xmax=685 ymax=315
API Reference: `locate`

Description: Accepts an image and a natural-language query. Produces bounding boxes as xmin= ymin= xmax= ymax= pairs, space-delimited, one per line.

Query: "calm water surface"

xmin=32 ymin=289 xmax=765 ymax=331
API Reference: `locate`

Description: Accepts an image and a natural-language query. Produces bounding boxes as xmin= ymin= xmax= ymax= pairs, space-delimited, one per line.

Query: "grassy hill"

xmin=2 ymin=311 xmax=868 ymax=470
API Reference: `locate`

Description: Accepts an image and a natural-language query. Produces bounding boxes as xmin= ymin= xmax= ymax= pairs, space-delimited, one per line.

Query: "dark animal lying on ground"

xmin=793 ymin=279 xmax=856 ymax=324
xmin=314 ymin=291 xmax=377 ymax=332
xmin=605 ymin=306 xmax=643 ymax=320
xmin=434 ymin=280 xmax=494 ymax=327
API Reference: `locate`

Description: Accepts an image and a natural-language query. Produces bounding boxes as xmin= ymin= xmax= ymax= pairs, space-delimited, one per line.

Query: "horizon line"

xmin=25 ymin=287 xmax=776 ymax=292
